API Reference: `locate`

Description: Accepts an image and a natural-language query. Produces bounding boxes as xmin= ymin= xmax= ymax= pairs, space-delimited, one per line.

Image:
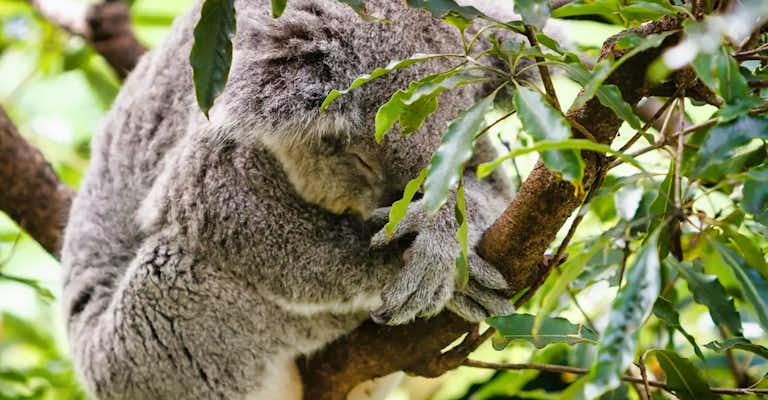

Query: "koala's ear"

xmin=216 ymin=2 xmax=362 ymax=134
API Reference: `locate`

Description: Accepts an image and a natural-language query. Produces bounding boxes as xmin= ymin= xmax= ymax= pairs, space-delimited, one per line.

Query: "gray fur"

xmin=61 ymin=1 xmax=514 ymax=399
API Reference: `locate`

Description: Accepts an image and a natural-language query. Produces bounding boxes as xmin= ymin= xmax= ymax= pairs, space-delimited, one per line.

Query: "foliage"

xmin=2 ymin=0 xmax=768 ymax=399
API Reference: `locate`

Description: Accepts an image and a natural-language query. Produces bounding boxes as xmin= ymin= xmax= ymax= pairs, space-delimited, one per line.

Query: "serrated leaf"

xmin=321 ymin=54 xmax=443 ymax=110
xmin=488 ymin=313 xmax=599 ymax=350
xmin=583 ymin=230 xmax=661 ymax=399
xmin=667 ymin=258 xmax=744 ymax=337
xmin=705 ymin=337 xmax=768 ymax=360
xmin=515 ymin=0 xmax=550 ymax=28
xmin=423 ymin=94 xmax=495 ymax=214
xmin=712 ymin=240 xmax=768 ymax=332
xmin=652 ymin=297 xmax=705 ymax=362
xmin=694 ymin=116 xmax=768 ymax=175
xmin=513 ymin=86 xmax=584 ymax=187
xmin=651 ymin=350 xmax=714 ymax=400
xmin=190 ymin=0 xmax=236 ymax=117
xmin=385 ymin=168 xmax=428 ymax=237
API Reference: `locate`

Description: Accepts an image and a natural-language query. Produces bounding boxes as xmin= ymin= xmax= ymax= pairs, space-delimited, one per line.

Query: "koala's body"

xmin=61 ymin=1 xmax=514 ymax=399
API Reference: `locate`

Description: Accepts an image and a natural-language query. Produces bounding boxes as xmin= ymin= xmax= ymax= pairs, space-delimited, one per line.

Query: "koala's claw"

xmin=368 ymin=202 xmax=513 ymax=325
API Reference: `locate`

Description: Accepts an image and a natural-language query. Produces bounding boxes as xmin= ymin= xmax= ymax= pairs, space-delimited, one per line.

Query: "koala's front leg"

xmin=368 ymin=190 xmax=514 ymax=325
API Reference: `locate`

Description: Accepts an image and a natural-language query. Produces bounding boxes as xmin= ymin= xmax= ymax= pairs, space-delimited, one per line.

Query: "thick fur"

xmin=61 ymin=1 xmax=514 ymax=399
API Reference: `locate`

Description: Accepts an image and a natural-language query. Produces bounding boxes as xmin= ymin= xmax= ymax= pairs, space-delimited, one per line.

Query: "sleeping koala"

xmin=61 ymin=0 xmax=515 ymax=398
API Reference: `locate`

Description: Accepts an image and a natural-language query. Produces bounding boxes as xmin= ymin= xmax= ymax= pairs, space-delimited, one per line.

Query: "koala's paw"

xmin=368 ymin=203 xmax=514 ymax=325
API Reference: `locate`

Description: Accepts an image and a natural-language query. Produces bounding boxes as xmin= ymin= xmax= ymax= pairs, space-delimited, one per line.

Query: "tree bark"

xmin=0 ymin=107 xmax=73 ymax=257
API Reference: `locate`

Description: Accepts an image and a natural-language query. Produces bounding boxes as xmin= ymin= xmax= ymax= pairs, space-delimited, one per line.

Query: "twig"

xmin=462 ymin=359 xmax=768 ymax=395
xmin=524 ymin=25 xmax=562 ymax=112
xmin=617 ymin=91 xmax=682 ymax=154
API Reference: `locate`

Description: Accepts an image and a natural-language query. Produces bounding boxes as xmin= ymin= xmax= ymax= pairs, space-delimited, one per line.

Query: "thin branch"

xmin=524 ymin=25 xmax=562 ymax=112
xmin=462 ymin=359 xmax=768 ymax=396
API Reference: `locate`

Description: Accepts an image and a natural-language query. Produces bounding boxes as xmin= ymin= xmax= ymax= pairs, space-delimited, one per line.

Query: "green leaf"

xmin=711 ymin=240 xmax=768 ymax=332
xmin=513 ymin=86 xmax=584 ymax=187
xmin=647 ymin=162 xmax=675 ymax=258
xmin=650 ymin=350 xmax=714 ymax=400
xmin=375 ymin=70 xmax=482 ymax=142
xmin=190 ymin=0 xmax=237 ymax=117
xmin=725 ymin=228 xmax=768 ymax=281
xmin=514 ymin=0 xmax=551 ymax=28
xmin=488 ymin=313 xmax=599 ymax=350
xmin=404 ymin=0 xmax=483 ymax=21
xmin=423 ymin=94 xmax=495 ymax=214
xmin=691 ymin=46 xmax=760 ymax=118
xmin=561 ymin=63 xmax=641 ymax=129
xmin=652 ymin=297 xmax=705 ymax=362
xmin=477 ymin=139 xmax=648 ymax=179
xmin=583 ymin=230 xmax=662 ymax=399
xmin=595 ymin=84 xmax=642 ymax=129
xmin=454 ymin=181 xmax=469 ymax=288
xmin=321 ymin=54 xmax=443 ymax=110
xmin=705 ymin=337 xmax=768 ymax=360
xmin=336 ymin=0 xmax=366 ymax=14
xmin=694 ymin=116 xmax=768 ymax=175
xmin=271 ymin=0 xmax=287 ymax=17
xmin=385 ymin=168 xmax=428 ymax=237
xmin=742 ymin=164 xmax=768 ymax=225
xmin=667 ymin=258 xmax=744 ymax=337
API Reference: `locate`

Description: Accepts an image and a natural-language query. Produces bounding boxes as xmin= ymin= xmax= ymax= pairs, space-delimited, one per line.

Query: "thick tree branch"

xmin=0 ymin=107 xmax=73 ymax=257
xmin=27 ymin=0 xmax=146 ymax=79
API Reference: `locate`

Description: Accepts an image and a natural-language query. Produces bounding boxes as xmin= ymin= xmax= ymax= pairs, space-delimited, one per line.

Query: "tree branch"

xmin=26 ymin=0 xmax=146 ymax=79
xmin=0 ymin=107 xmax=73 ymax=257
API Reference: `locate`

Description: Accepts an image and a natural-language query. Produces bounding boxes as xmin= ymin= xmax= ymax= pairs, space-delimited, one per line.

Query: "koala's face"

xmin=261 ymin=131 xmax=406 ymax=218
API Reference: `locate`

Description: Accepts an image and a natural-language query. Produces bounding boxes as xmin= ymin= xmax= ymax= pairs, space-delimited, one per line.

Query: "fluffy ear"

xmin=210 ymin=1 xmax=365 ymax=137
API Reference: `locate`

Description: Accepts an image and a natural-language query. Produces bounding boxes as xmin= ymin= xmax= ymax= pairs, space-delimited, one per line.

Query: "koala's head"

xmin=211 ymin=0 xmax=477 ymax=216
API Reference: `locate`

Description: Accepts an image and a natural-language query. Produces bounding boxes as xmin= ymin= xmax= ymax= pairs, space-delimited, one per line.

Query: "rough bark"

xmin=0 ymin=4 xmax=684 ymax=399
xmin=0 ymin=107 xmax=73 ymax=257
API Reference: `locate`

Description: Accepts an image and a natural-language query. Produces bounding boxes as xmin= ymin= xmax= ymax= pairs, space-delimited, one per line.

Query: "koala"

xmin=61 ymin=0 xmax=516 ymax=399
